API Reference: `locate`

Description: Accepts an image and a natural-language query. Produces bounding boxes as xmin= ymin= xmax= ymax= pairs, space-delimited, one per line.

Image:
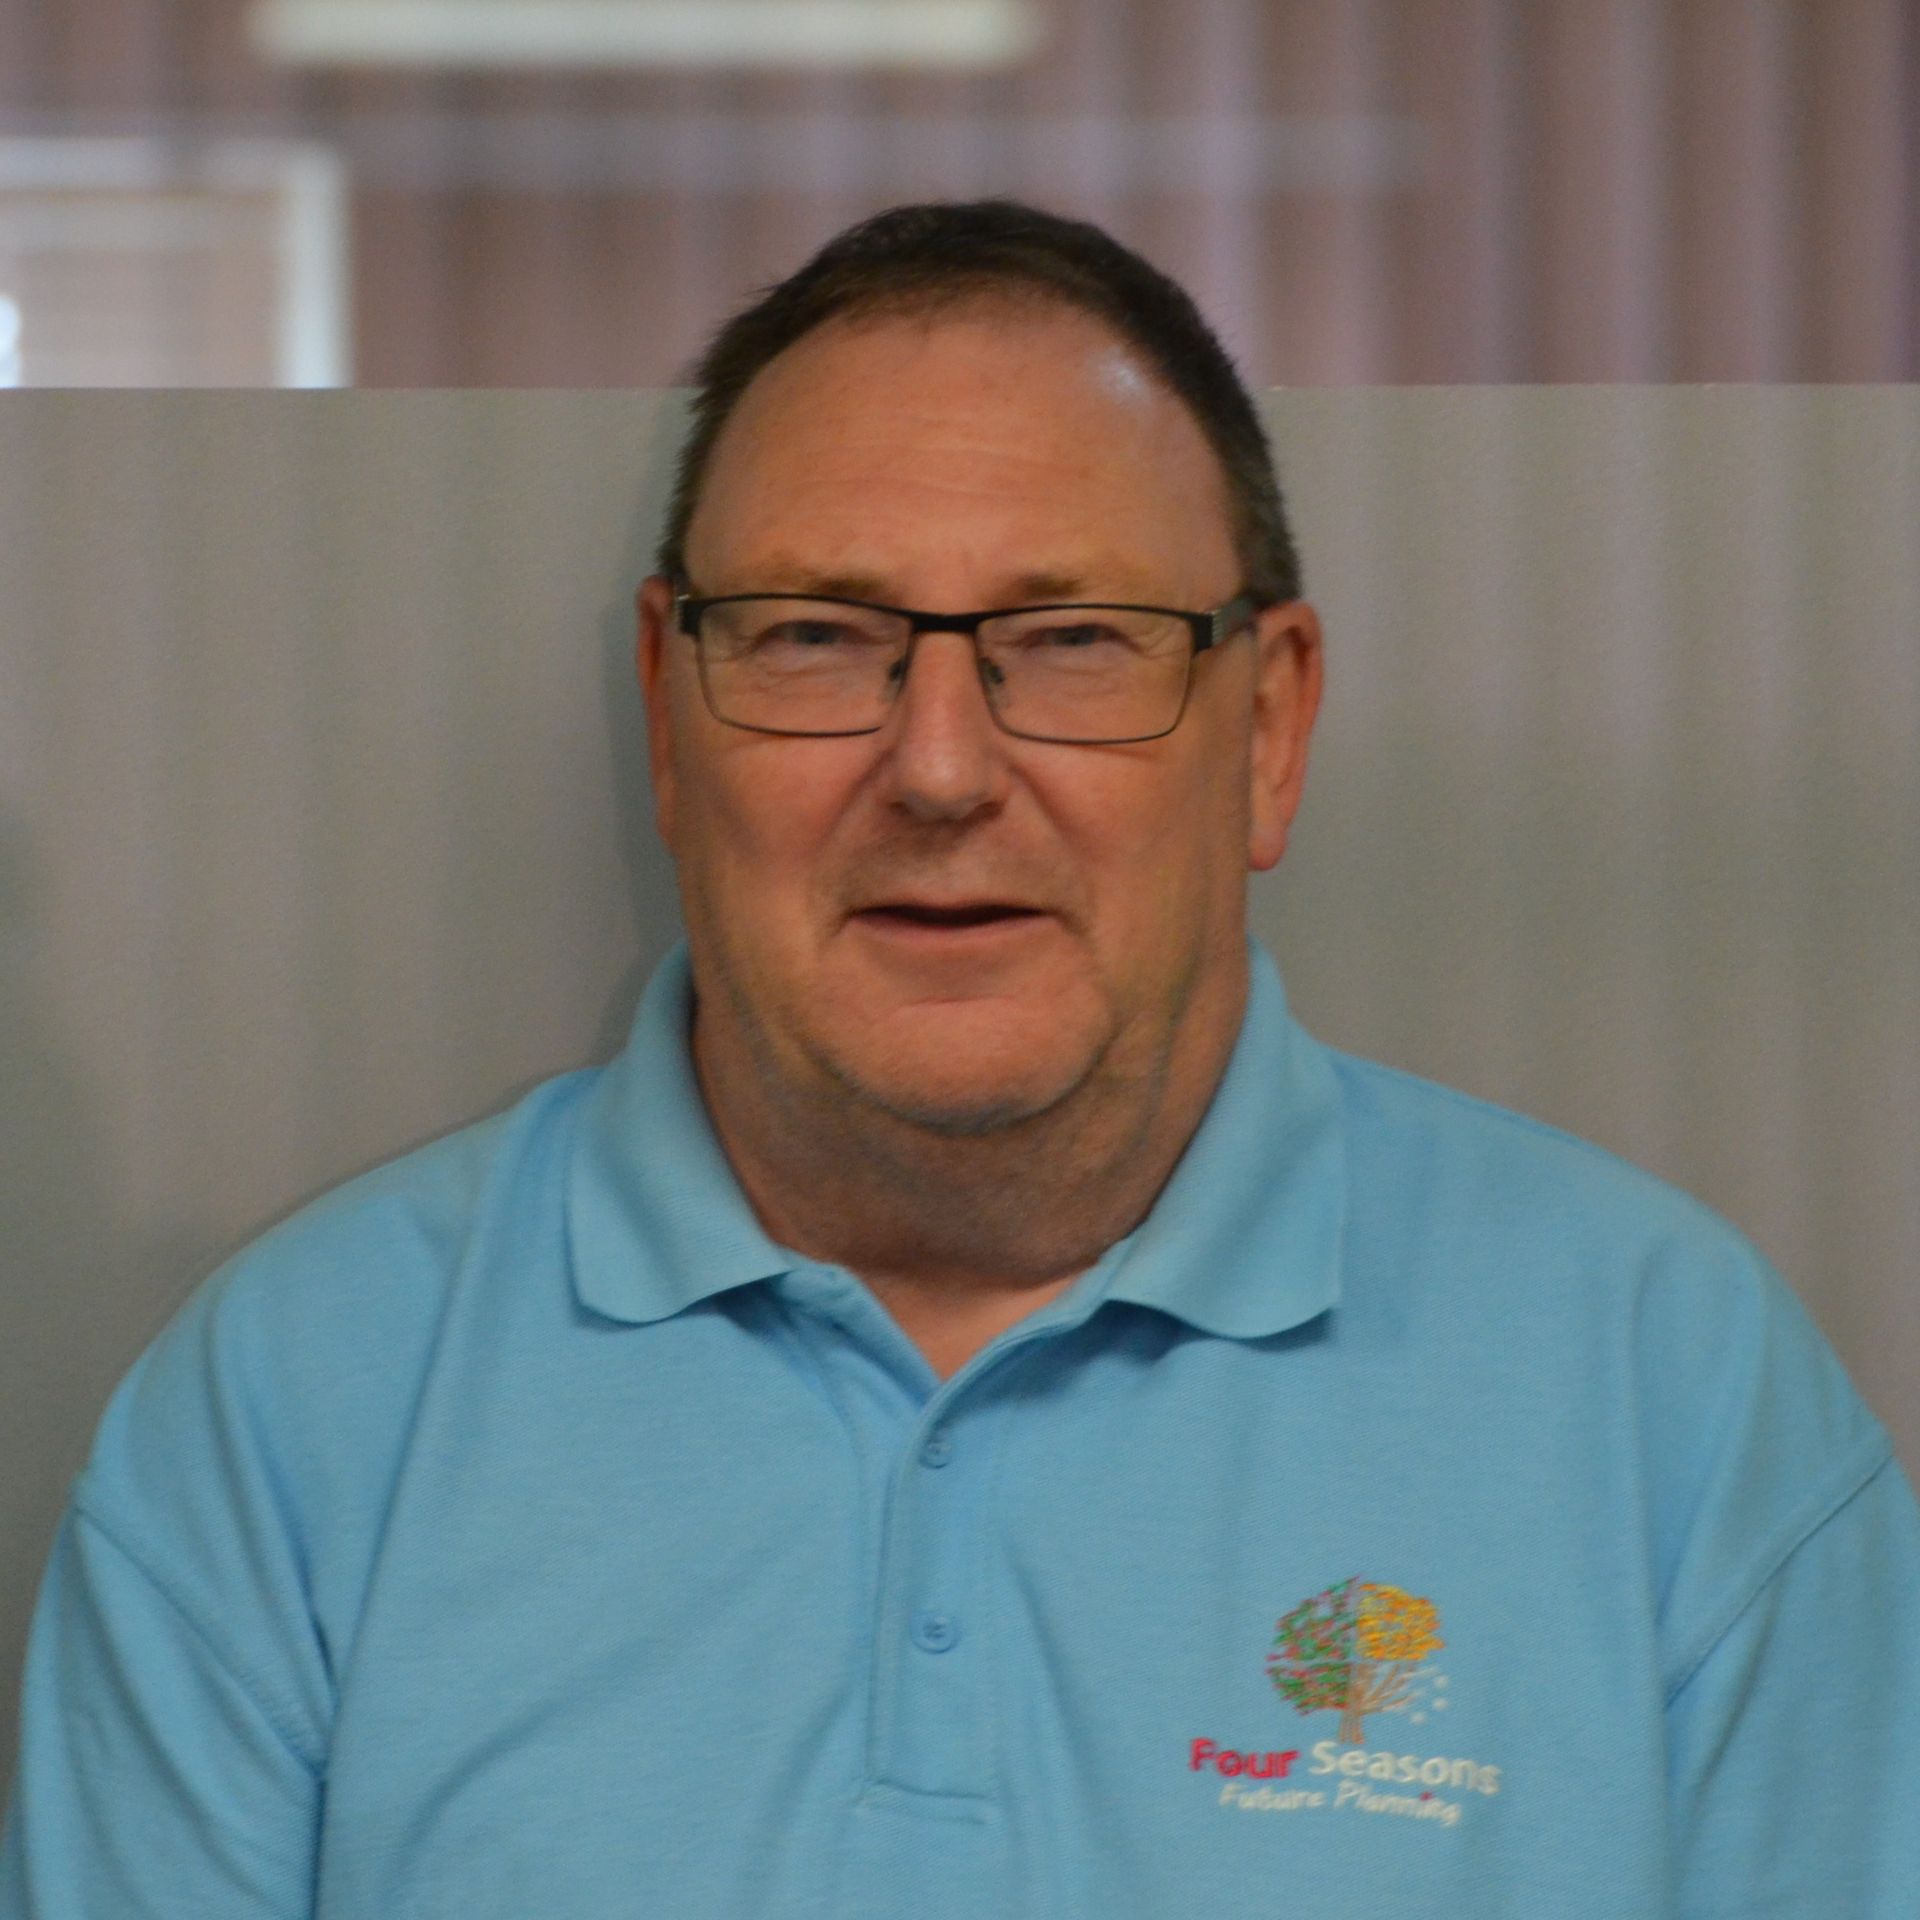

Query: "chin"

xmin=854 ymin=1074 xmax=1077 ymax=1140
xmin=824 ymin=1018 xmax=1101 ymax=1139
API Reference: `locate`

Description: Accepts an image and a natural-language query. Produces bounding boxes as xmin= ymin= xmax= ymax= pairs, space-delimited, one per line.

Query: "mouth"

xmin=859 ymin=903 xmax=1042 ymax=927
xmin=852 ymin=903 xmax=1051 ymax=942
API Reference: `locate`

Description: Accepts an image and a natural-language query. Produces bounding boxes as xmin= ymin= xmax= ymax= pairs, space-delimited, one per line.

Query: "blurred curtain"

xmin=1 ymin=0 xmax=1913 ymax=385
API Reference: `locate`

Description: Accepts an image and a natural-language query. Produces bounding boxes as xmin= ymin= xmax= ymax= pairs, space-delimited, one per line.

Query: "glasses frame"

xmin=672 ymin=587 xmax=1264 ymax=744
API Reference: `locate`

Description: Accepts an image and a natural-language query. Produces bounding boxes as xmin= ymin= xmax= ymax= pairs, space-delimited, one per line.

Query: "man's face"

xmin=637 ymin=299 xmax=1320 ymax=1144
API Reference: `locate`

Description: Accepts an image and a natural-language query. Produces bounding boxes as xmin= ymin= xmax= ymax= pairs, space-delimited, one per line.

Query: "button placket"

xmin=869 ymin=1391 xmax=1001 ymax=1803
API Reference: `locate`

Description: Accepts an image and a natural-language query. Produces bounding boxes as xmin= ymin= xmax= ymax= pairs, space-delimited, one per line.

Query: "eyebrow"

xmin=1002 ymin=570 xmax=1103 ymax=602
xmin=709 ymin=562 xmax=1148 ymax=605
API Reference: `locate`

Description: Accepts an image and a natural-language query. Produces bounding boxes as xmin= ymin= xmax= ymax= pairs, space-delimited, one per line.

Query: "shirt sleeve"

xmin=1664 ymin=1450 xmax=1920 ymax=1918
xmin=0 ymin=1495 xmax=321 ymax=1919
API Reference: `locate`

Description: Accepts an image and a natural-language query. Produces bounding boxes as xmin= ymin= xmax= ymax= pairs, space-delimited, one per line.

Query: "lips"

xmin=860 ymin=904 xmax=1041 ymax=927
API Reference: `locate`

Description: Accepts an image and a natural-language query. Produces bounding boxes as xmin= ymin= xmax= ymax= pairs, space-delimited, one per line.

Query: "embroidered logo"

xmin=1266 ymin=1575 xmax=1445 ymax=1744
xmin=1186 ymin=1575 xmax=1502 ymax=1830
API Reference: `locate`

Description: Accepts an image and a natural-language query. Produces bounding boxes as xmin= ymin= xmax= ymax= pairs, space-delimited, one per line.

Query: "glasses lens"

xmin=696 ymin=598 xmax=1191 ymax=741
xmin=980 ymin=607 xmax=1191 ymax=741
xmin=699 ymin=597 xmax=907 ymax=732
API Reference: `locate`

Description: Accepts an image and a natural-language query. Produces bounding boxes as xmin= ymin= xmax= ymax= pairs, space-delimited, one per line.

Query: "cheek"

xmin=1117 ymin=747 xmax=1249 ymax=933
xmin=692 ymin=747 xmax=854 ymax=909
xmin=1073 ymin=766 xmax=1222 ymax=925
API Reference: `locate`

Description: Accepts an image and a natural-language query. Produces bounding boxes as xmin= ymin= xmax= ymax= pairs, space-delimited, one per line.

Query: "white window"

xmin=0 ymin=140 xmax=349 ymax=387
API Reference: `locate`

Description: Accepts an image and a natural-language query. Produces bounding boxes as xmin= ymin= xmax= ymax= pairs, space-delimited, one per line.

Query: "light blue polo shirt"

xmin=4 ymin=933 xmax=1918 ymax=1917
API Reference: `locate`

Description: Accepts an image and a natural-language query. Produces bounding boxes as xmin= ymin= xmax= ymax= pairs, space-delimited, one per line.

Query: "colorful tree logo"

xmin=1266 ymin=1576 xmax=1445 ymax=1746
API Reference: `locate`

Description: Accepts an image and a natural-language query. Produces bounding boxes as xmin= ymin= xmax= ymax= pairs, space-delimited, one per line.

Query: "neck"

xmin=689 ymin=946 xmax=1249 ymax=1376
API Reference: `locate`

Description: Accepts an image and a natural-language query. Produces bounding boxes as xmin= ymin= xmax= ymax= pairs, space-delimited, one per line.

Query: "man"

xmin=2 ymin=201 xmax=1916 ymax=1916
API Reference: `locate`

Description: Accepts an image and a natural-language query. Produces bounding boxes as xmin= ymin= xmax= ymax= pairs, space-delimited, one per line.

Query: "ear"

xmin=635 ymin=575 xmax=681 ymax=852
xmin=1245 ymin=600 xmax=1325 ymax=873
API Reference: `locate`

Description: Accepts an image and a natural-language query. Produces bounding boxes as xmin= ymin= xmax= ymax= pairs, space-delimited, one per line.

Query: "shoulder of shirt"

xmin=199 ymin=1061 xmax=601 ymax=1323
xmin=1315 ymin=1041 xmax=1867 ymax=1384
xmin=1320 ymin=1041 xmax=1756 ymax=1254
xmin=77 ymin=1063 xmax=607 ymax=1543
xmin=1318 ymin=1044 xmax=1898 ymax=1669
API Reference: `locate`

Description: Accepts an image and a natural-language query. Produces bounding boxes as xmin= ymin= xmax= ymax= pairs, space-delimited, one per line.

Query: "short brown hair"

xmin=656 ymin=199 xmax=1302 ymax=605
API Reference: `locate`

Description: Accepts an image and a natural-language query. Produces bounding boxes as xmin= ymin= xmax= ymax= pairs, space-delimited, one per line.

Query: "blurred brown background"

xmin=1 ymin=0 xmax=1915 ymax=387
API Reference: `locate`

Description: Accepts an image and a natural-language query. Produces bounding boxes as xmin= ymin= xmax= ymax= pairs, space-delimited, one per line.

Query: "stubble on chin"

xmin=731 ymin=948 xmax=1111 ymax=1145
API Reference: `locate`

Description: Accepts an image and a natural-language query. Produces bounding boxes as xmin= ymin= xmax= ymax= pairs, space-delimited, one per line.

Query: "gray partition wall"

xmin=2 ymin=391 xmax=1917 ymax=1795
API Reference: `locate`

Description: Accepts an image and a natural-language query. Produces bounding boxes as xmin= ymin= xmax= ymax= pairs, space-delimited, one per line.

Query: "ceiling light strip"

xmin=249 ymin=0 xmax=1043 ymax=70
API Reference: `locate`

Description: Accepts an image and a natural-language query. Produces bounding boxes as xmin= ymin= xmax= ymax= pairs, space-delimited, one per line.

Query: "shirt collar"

xmin=567 ymin=932 xmax=1345 ymax=1342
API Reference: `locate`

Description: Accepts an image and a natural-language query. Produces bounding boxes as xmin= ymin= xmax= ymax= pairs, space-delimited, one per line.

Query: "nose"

xmin=874 ymin=628 xmax=1009 ymax=819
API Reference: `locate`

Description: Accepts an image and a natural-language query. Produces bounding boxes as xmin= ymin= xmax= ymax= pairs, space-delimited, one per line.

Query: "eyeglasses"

xmin=674 ymin=589 xmax=1262 ymax=744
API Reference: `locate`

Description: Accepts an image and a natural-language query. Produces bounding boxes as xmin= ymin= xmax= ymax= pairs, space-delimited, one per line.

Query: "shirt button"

xmin=919 ymin=1433 xmax=954 ymax=1469
xmin=911 ymin=1610 xmax=959 ymax=1654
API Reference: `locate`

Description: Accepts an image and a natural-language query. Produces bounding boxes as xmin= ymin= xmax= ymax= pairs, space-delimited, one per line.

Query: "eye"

xmin=757 ymin=618 xmax=860 ymax=649
xmin=1019 ymin=620 xmax=1131 ymax=650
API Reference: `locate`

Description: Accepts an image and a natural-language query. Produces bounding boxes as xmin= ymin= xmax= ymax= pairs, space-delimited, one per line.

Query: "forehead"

xmin=684 ymin=299 xmax=1240 ymax=598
